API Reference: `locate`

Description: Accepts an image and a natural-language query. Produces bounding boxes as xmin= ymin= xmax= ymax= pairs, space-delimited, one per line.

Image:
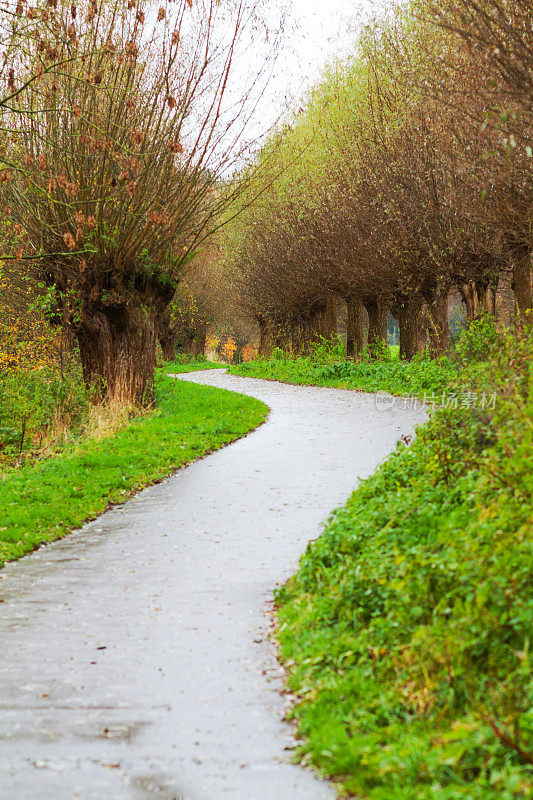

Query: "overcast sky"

xmin=266 ymin=0 xmax=380 ymax=119
xmin=284 ymin=0 xmax=375 ymax=91
xmin=220 ymin=0 xmax=387 ymax=167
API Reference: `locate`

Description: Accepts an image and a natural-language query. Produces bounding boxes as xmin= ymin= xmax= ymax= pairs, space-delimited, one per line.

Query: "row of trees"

xmin=158 ymin=245 xmax=256 ymax=362
xmin=224 ymin=0 xmax=532 ymax=360
xmin=1 ymin=0 xmax=273 ymax=402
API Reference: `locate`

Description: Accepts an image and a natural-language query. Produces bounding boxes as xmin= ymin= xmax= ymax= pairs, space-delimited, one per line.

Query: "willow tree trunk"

xmin=425 ymin=285 xmax=450 ymax=356
xmin=158 ymin=310 xmax=178 ymax=361
xmin=74 ymin=301 xmax=157 ymax=405
xmin=300 ymin=315 xmax=318 ymax=354
xmin=291 ymin=318 xmax=307 ymax=355
xmin=275 ymin=320 xmax=293 ymax=351
xmin=324 ymin=294 xmax=337 ymax=338
xmin=346 ymin=297 xmax=363 ymax=359
xmin=258 ymin=318 xmax=273 ymax=357
xmin=177 ymin=332 xmax=196 ymax=355
xmin=308 ymin=309 xmax=322 ymax=343
xmin=484 ymin=283 xmax=496 ymax=315
xmin=395 ymin=295 xmax=422 ymax=361
xmin=312 ymin=296 xmax=338 ymax=340
xmin=513 ymin=248 xmax=532 ymax=315
xmin=159 ymin=329 xmax=178 ymax=361
xmin=192 ymin=322 xmax=208 ymax=357
xmin=365 ymin=296 xmax=387 ymax=356
xmin=459 ymin=283 xmax=475 ymax=322
xmin=459 ymin=278 xmax=498 ymax=321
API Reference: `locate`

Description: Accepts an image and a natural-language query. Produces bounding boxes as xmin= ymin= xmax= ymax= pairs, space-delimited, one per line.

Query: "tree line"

xmin=224 ymin=0 xmax=532 ymax=360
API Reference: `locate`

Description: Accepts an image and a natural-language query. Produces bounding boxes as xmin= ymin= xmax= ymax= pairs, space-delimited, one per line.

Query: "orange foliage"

xmin=241 ymin=344 xmax=258 ymax=362
xmin=220 ymin=336 xmax=237 ymax=363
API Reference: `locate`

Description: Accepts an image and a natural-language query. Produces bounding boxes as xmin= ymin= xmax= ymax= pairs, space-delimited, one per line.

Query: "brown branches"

xmin=1 ymin=0 xmax=274 ymax=403
xmin=224 ymin=0 xmax=532 ymax=359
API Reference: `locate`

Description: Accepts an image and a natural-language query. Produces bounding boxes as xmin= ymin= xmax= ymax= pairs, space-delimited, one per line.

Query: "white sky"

xmin=264 ymin=0 xmax=381 ymax=122
xmin=216 ymin=0 xmax=391 ymax=167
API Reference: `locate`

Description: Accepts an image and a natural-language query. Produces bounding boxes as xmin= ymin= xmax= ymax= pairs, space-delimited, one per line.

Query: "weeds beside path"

xmin=0 ymin=372 xmax=267 ymax=568
xmin=274 ymin=323 xmax=532 ymax=799
xmin=163 ymin=356 xmax=225 ymax=373
xmin=230 ymin=353 xmax=458 ymax=398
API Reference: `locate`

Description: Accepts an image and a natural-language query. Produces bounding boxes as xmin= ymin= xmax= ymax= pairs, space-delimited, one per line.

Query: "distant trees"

xmin=224 ymin=0 xmax=532 ymax=359
xmin=157 ymin=241 xmax=224 ymax=360
xmin=1 ymin=0 xmax=272 ymax=402
xmin=157 ymin=234 xmax=258 ymax=361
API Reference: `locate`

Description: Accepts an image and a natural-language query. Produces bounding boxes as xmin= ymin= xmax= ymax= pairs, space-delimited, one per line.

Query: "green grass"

xmin=275 ymin=325 xmax=532 ymax=799
xmin=0 ymin=372 xmax=267 ymax=567
xmin=0 ymin=361 xmax=91 ymax=470
xmin=163 ymin=355 xmax=224 ymax=373
xmin=389 ymin=344 xmax=400 ymax=359
xmin=0 ymin=356 xmax=222 ymax=472
xmin=230 ymin=353 xmax=458 ymax=397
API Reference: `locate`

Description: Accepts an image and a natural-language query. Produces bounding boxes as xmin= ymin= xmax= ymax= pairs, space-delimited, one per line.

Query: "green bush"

xmin=317 ymin=355 xmax=457 ymax=395
xmin=232 ymin=350 xmax=459 ymax=397
xmin=276 ymin=323 xmax=532 ymax=799
xmin=308 ymin=335 xmax=347 ymax=363
xmin=454 ymin=315 xmax=503 ymax=365
xmin=0 ymin=365 xmax=89 ymax=468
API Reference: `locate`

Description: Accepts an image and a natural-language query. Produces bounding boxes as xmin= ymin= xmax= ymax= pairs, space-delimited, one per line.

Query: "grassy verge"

xmin=163 ymin=355 xmax=224 ymax=373
xmin=0 ymin=373 xmax=267 ymax=568
xmin=230 ymin=352 xmax=458 ymax=397
xmin=0 ymin=361 xmax=92 ymax=471
xmin=275 ymin=324 xmax=532 ymax=799
xmin=0 ymin=356 xmax=223 ymax=473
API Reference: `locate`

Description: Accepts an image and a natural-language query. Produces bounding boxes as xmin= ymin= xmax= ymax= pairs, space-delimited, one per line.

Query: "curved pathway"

xmin=0 ymin=371 xmax=425 ymax=800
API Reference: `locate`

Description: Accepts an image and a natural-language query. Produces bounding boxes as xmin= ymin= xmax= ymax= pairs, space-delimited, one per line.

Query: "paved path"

xmin=0 ymin=371 xmax=425 ymax=800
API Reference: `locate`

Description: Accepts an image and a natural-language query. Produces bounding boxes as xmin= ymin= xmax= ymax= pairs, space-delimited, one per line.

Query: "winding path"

xmin=0 ymin=370 xmax=425 ymax=800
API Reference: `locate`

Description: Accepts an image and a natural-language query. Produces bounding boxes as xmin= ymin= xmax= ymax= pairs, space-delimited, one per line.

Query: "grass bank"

xmin=275 ymin=323 xmax=532 ymax=799
xmin=162 ymin=355 xmax=224 ymax=373
xmin=230 ymin=342 xmax=458 ymax=398
xmin=0 ymin=355 xmax=223 ymax=473
xmin=0 ymin=373 xmax=267 ymax=568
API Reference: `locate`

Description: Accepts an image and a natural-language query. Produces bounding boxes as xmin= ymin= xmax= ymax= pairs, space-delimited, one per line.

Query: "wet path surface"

xmin=0 ymin=371 xmax=425 ymax=800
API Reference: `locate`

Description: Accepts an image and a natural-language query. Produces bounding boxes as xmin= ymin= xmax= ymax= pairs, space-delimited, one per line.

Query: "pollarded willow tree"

xmin=157 ymin=238 xmax=226 ymax=359
xmin=419 ymin=0 xmax=533 ymax=314
xmin=2 ymin=0 xmax=272 ymax=402
xmin=223 ymin=0 xmax=531 ymax=361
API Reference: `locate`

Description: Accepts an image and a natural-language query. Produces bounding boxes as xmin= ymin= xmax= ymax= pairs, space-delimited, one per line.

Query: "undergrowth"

xmin=0 ymin=362 xmax=91 ymax=472
xmin=162 ymin=353 xmax=224 ymax=373
xmin=0 ymin=356 xmax=222 ymax=473
xmin=275 ymin=321 xmax=532 ymax=799
xmin=230 ymin=338 xmax=459 ymax=397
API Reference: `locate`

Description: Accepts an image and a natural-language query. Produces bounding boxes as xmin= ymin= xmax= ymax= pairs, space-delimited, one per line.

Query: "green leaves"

xmin=275 ymin=324 xmax=532 ymax=798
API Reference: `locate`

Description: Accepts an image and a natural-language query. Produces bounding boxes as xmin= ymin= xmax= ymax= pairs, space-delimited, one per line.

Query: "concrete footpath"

xmin=0 ymin=370 xmax=425 ymax=800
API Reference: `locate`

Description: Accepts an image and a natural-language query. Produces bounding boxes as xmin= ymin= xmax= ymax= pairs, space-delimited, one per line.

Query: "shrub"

xmin=308 ymin=335 xmax=346 ymax=363
xmin=0 ymin=365 xmax=90 ymax=470
xmin=275 ymin=322 xmax=532 ymax=799
xmin=454 ymin=314 xmax=503 ymax=365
